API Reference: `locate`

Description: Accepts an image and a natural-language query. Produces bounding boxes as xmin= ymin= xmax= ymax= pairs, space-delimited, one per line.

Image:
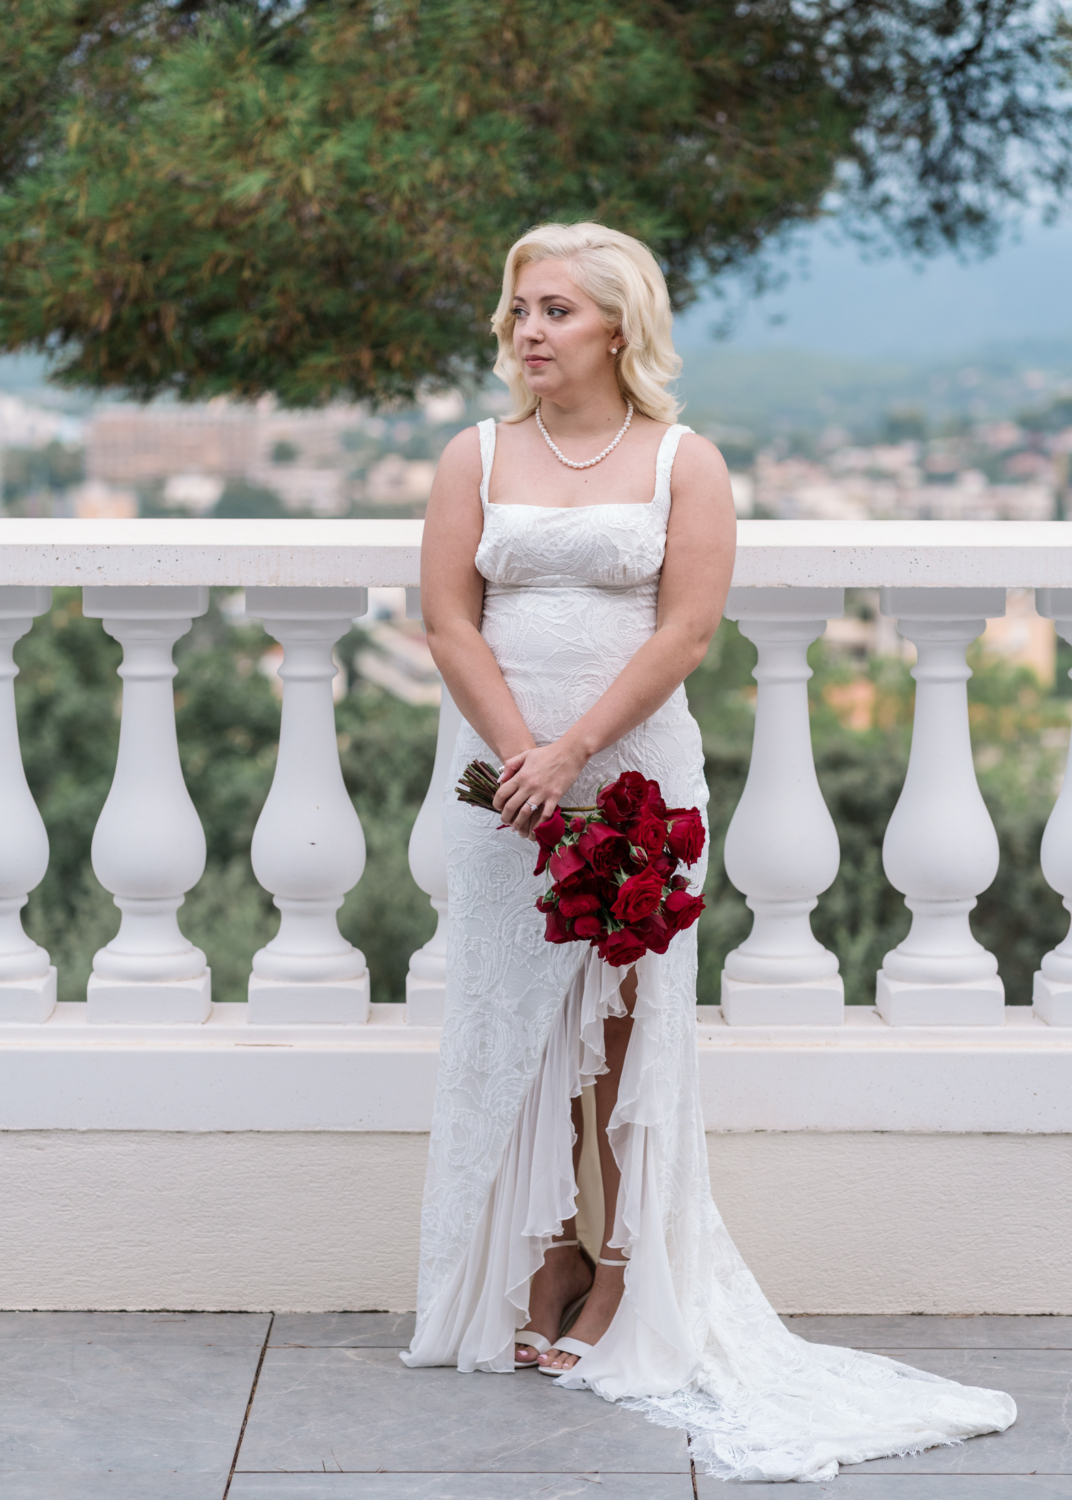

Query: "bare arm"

xmin=419 ymin=427 xmax=537 ymax=761
xmin=494 ymin=434 xmax=737 ymax=831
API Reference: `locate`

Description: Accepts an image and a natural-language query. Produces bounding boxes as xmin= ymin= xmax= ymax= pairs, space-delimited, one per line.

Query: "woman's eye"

xmin=512 ymin=306 xmax=527 ymax=318
xmin=547 ymin=307 xmax=567 ymax=318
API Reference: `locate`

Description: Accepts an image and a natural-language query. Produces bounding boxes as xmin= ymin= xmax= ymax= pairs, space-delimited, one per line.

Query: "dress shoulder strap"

xmin=476 ymin=418 xmax=497 ymax=509
xmin=653 ymin=423 xmax=694 ymax=517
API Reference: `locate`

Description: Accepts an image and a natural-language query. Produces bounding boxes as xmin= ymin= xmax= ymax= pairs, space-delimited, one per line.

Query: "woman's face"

xmin=511 ymin=258 xmax=620 ymax=404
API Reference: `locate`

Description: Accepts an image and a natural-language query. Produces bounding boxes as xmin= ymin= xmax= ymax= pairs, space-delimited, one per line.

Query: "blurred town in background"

xmin=3 ymin=329 xmax=1071 ymax=705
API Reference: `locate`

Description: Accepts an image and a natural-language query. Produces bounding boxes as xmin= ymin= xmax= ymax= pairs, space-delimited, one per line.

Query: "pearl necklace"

xmin=535 ymin=400 xmax=634 ymax=470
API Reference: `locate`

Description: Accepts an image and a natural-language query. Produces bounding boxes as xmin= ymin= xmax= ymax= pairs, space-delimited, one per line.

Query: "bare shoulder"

xmin=674 ymin=430 xmax=730 ymax=483
xmin=435 ymin=423 xmax=484 ymax=484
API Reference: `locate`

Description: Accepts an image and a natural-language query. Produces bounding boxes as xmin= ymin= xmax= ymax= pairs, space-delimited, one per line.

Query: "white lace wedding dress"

xmin=401 ymin=419 xmax=1015 ymax=1482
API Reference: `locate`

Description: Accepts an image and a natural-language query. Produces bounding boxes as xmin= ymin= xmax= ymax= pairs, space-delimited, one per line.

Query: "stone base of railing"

xmin=1032 ymin=973 xmax=1072 ymax=1026
xmin=876 ymin=971 xmax=1006 ymax=1026
xmin=405 ymin=975 xmax=446 ymax=1026
xmin=1 ymin=1001 xmax=1068 ymax=1129
xmin=1 ymin=1004 xmax=1070 ymax=1313
xmin=720 ymin=974 xmax=844 ymax=1026
xmin=87 ymin=972 xmax=212 ymax=1025
xmin=247 ymin=973 xmax=371 ymax=1025
xmin=0 ymin=970 xmax=57 ymax=1024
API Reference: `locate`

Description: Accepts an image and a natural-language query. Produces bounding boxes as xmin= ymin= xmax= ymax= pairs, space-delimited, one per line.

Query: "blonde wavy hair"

xmin=491 ymin=222 xmax=682 ymax=424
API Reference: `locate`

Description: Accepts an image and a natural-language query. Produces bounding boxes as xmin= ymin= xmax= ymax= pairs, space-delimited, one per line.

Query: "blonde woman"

xmin=402 ymin=223 xmax=1014 ymax=1481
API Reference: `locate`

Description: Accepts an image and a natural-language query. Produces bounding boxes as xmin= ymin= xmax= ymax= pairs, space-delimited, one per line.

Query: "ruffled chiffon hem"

xmin=403 ymin=950 xmax=1016 ymax=1482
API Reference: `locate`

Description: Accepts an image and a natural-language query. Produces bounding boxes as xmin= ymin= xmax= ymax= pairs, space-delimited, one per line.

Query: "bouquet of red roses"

xmin=456 ymin=763 xmax=705 ymax=967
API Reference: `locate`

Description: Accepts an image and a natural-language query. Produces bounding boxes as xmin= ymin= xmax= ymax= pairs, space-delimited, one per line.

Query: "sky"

xmin=674 ymin=216 xmax=1072 ymax=360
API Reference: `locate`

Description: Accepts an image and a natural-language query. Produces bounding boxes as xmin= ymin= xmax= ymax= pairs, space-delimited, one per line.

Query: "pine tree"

xmin=0 ymin=0 xmax=1069 ymax=405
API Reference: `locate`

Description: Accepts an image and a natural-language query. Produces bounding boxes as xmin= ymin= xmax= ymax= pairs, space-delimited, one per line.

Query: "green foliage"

xmin=1 ymin=438 xmax=83 ymax=508
xmin=211 ymin=478 xmax=290 ymax=519
xmin=0 ymin=0 xmax=1067 ymax=405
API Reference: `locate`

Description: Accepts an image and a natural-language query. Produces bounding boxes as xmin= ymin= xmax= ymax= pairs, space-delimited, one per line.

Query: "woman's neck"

xmin=537 ymin=387 xmax=629 ymax=438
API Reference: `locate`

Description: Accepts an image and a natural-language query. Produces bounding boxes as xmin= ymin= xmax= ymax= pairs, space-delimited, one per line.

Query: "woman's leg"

xmin=515 ymin=1090 xmax=593 ymax=1364
xmin=539 ymin=968 xmax=636 ymax=1372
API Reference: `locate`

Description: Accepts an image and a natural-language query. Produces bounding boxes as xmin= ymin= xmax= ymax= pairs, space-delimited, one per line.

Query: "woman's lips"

xmin=525 ymin=355 xmax=550 ymax=365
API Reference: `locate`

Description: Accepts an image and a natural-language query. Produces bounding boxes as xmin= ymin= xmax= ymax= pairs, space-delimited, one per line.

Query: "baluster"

xmin=0 ymin=587 xmax=55 ymax=1022
xmin=720 ymin=587 xmax=845 ymax=1025
xmin=403 ymin=586 xmax=462 ymax=1025
xmin=82 ymin=586 xmax=211 ymax=1023
xmin=1032 ymin=588 xmax=1072 ymax=1024
xmin=877 ymin=587 xmax=1006 ymax=1025
xmin=246 ymin=587 xmax=369 ymax=1024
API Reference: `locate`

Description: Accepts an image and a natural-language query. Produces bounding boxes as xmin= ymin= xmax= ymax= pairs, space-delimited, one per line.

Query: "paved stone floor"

xmin=0 ymin=1312 xmax=1069 ymax=1498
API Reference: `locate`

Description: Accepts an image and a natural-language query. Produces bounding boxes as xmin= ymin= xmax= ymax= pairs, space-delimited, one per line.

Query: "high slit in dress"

xmin=401 ymin=419 xmax=1015 ymax=1483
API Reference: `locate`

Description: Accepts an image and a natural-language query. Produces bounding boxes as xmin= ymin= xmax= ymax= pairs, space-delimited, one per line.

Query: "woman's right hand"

xmin=493 ymin=739 xmax=590 ymax=838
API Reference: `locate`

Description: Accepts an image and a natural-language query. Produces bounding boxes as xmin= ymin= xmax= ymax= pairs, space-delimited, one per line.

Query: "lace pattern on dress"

xmin=401 ymin=419 xmax=1016 ymax=1481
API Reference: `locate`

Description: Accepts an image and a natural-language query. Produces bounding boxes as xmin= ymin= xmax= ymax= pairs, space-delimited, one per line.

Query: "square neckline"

xmin=481 ymin=420 xmax=688 ymax=512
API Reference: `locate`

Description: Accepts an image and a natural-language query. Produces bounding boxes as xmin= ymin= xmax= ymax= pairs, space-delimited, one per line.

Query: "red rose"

xmin=576 ymin=821 xmax=630 ymax=878
xmin=652 ymin=853 xmax=675 ymax=878
xmin=625 ymin=806 xmax=668 ymax=859
xmin=664 ymin=888 xmax=705 ymax=934
xmin=611 ymin=865 xmax=665 ymax=923
xmin=559 ymin=887 xmax=601 ymax=919
xmin=643 ymin=780 xmax=667 ymax=819
xmin=597 ymin=772 xmax=649 ymax=827
xmin=533 ymin=809 xmax=566 ymax=875
xmin=665 ymin=808 xmax=705 ymax=866
xmin=549 ymin=842 xmax=587 ymax=883
xmin=573 ymin=913 xmax=606 ymax=940
xmin=631 ymin=911 xmax=672 ymax=955
xmin=599 ymin=928 xmax=648 ymax=966
xmin=670 ymin=873 xmax=690 ymax=891
xmin=543 ymin=904 xmax=574 ymax=943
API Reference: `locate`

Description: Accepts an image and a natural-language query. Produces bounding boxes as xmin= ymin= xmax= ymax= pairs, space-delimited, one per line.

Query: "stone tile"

xmin=232 ymin=1476 xmax=692 ymax=1499
xmin=848 ymin=1348 xmax=1071 ymax=1474
xmin=0 ymin=1311 xmax=270 ymax=1346
xmin=784 ymin=1315 xmax=1072 ymax=1350
xmin=0 ymin=1325 xmax=261 ymax=1474
xmin=237 ymin=1348 xmax=690 ymax=1474
xmin=271 ymin=1313 xmax=415 ymax=1348
xmin=702 ymin=1477 xmax=1072 ymax=1496
xmin=0 ymin=1476 xmax=220 ymax=1500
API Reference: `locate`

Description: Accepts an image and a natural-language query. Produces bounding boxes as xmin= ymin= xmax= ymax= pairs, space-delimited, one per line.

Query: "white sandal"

xmin=514 ymin=1239 xmax=593 ymax=1370
xmin=538 ymin=1256 xmax=628 ymax=1375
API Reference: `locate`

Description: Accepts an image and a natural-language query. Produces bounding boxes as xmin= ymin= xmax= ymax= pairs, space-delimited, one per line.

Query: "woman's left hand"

xmin=493 ymin=740 xmax=588 ymax=838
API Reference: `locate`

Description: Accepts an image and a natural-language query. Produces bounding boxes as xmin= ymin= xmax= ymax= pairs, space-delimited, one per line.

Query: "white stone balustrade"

xmin=246 ymin=586 xmax=370 ymax=1024
xmin=0 ymin=586 xmax=55 ymax=1022
xmin=721 ymin=588 xmax=845 ymax=1025
xmin=1033 ymin=588 xmax=1072 ymax=1025
xmin=0 ymin=521 xmax=1071 ymax=1033
xmin=403 ymin=587 xmax=462 ymax=1026
xmin=3 ymin=524 xmax=1072 ymax=1317
xmin=877 ymin=588 xmax=1007 ymax=1026
xmin=82 ymin=586 xmax=211 ymax=1024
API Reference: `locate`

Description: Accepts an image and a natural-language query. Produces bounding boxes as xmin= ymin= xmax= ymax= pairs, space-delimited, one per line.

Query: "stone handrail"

xmin=2 ymin=517 xmax=1072 ymax=1036
xmin=4 ymin=516 xmax=1072 ymax=587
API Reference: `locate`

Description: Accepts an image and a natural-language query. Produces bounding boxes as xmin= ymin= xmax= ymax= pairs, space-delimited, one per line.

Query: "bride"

xmin=402 ymin=221 xmax=1015 ymax=1483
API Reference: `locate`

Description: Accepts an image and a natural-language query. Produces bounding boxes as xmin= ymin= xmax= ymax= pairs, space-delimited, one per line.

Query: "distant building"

xmin=85 ymin=397 xmax=365 ymax=516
